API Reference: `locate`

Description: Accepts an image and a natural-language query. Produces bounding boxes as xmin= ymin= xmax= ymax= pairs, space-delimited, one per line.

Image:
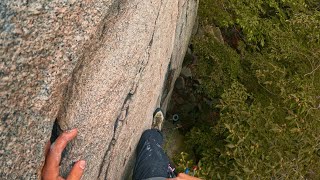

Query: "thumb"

xmin=66 ymin=160 xmax=85 ymax=180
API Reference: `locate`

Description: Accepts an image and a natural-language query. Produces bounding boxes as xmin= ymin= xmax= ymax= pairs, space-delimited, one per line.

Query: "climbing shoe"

xmin=152 ymin=108 xmax=164 ymax=131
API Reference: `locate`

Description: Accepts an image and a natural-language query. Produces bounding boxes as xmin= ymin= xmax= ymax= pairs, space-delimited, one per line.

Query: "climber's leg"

xmin=132 ymin=129 xmax=170 ymax=180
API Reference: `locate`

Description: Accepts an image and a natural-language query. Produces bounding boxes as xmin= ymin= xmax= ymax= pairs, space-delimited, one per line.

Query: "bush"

xmin=178 ymin=0 xmax=320 ymax=179
xmin=186 ymin=81 xmax=320 ymax=179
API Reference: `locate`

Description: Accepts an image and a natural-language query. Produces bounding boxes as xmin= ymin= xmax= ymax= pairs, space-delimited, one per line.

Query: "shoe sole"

xmin=152 ymin=108 xmax=164 ymax=130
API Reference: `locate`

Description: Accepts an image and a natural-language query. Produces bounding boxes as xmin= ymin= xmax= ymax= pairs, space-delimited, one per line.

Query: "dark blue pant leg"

xmin=132 ymin=129 xmax=169 ymax=180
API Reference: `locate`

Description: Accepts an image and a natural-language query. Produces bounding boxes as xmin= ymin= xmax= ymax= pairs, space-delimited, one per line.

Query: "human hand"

xmin=41 ymin=128 xmax=85 ymax=180
xmin=168 ymin=173 xmax=202 ymax=180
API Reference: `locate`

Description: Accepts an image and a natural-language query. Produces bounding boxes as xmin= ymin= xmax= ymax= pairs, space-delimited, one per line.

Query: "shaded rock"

xmin=181 ymin=103 xmax=196 ymax=113
xmin=174 ymin=76 xmax=185 ymax=90
xmin=189 ymin=93 xmax=196 ymax=102
xmin=182 ymin=47 xmax=196 ymax=67
xmin=0 ymin=0 xmax=199 ymax=179
xmin=174 ymin=96 xmax=185 ymax=105
xmin=181 ymin=67 xmax=192 ymax=77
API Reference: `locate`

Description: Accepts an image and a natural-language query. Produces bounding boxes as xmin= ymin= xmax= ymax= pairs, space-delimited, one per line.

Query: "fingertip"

xmin=67 ymin=160 xmax=85 ymax=180
xmin=79 ymin=160 xmax=86 ymax=170
xmin=61 ymin=128 xmax=78 ymax=141
xmin=66 ymin=128 xmax=78 ymax=135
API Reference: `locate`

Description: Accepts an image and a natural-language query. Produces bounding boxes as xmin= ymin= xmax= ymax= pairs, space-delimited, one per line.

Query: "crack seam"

xmin=98 ymin=0 xmax=164 ymax=178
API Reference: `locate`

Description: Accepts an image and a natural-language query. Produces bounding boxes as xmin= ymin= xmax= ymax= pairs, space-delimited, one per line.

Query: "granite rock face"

xmin=0 ymin=0 xmax=198 ymax=179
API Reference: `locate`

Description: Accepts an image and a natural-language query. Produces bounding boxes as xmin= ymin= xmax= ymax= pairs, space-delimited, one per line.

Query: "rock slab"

xmin=0 ymin=0 xmax=198 ymax=179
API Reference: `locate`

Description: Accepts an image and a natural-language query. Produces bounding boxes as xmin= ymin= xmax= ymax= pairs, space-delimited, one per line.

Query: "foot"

xmin=152 ymin=108 xmax=164 ymax=131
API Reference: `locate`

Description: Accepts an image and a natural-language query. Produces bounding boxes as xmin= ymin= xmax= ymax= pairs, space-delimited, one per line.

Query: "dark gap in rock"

xmin=50 ymin=118 xmax=62 ymax=144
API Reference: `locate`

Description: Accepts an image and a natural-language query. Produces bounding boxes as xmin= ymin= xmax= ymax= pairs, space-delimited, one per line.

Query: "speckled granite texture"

xmin=0 ymin=0 xmax=198 ymax=179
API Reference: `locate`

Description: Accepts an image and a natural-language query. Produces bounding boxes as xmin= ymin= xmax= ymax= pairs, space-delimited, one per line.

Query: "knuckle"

xmin=50 ymin=143 xmax=62 ymax=155
xmin=56 ymin=133 xmax=70 ymax=146
xmin=60 ymin=132 xmax=70 ymax=140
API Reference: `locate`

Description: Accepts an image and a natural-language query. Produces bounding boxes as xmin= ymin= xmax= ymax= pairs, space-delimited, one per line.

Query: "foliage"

xmin=176 ymin=0 xmax=320 ymax=179
xmin=183 ymin=81 xmax=320 ymax=179
xmin=193 ymin=33 xmax=241 ymax=98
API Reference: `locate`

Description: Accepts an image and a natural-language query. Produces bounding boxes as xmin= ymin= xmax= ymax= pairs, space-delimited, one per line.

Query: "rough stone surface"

xmin=0 ymin=0 xmax=198 ymax=179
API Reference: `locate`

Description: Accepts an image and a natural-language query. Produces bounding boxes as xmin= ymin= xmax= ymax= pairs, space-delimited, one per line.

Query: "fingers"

xmin=43 ymin=129 xmax=78 ymax=179
xmin=167 ymin=173 xmax=202 ymax=180
xmin=66 ymin=160 xmax=85 ymax=180
xmin=177 ymin=173 xmax=190 ymax=178
xmin=42 ymin=141 xmax=53 ymax=180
